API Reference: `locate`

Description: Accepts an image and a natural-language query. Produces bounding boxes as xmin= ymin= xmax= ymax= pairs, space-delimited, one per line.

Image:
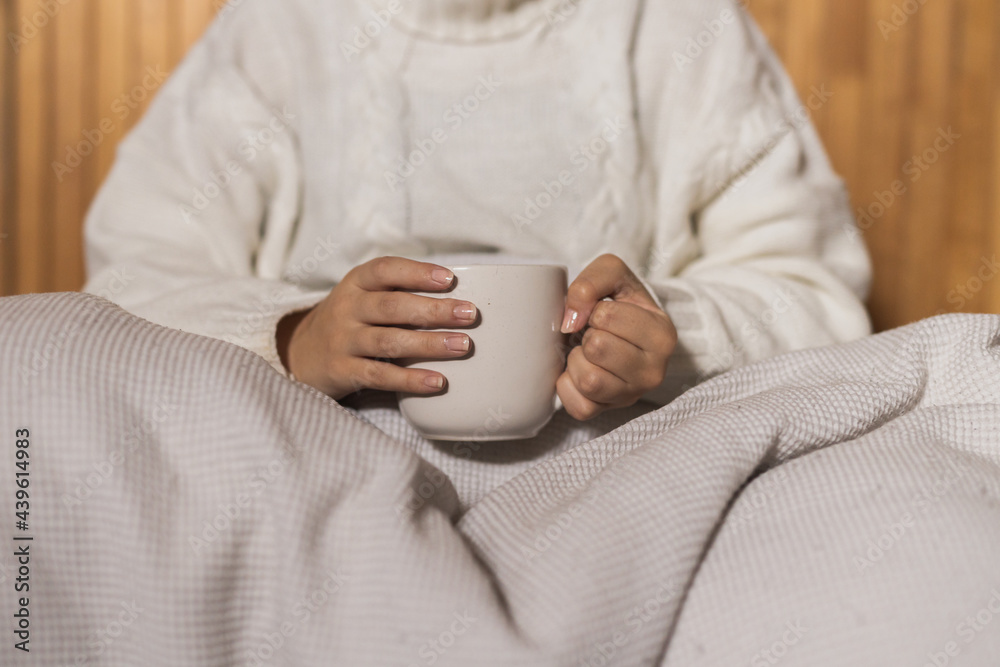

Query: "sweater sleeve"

xmin=82 ymin=3 xmax=328 ymax=378
xmin=636 ymin=0 xmax=873 ymax=406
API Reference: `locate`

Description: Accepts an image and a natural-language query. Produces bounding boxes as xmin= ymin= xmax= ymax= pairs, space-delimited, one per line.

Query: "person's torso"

xmin=276 ymin=0 xmax=652 ymax=287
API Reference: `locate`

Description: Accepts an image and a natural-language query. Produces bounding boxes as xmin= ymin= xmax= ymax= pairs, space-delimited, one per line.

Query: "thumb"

xmin=561 ymin=254 xmax=659 ymax=334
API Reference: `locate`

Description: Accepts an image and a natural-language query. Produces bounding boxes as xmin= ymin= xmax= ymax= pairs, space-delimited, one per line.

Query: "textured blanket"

xmin=1 ymin=292 xmax=998 ymax=666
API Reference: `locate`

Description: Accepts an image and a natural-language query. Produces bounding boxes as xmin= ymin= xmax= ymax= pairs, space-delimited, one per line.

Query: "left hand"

xmin=557 ymin=254 xmax=677 ymax=420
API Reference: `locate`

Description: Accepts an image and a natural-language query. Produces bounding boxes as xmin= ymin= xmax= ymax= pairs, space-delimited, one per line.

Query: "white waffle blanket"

xmin=1 ymin=292 xmax=998 ymax=665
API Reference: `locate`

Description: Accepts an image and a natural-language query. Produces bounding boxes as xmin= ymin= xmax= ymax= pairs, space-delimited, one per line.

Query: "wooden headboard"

xmin=2 ymin=0 xmax=998 ymax=333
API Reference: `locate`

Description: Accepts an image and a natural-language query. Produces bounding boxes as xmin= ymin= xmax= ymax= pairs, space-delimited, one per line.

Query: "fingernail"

xmin=561 ymin=309 xmax=579 ymax=334
xmin=454 ymin=302 xmax=477 ymax=321
xmin=445 ymin=334 xmax=469 ymax=353
xmin=432 ymin=268 xmax=454 ymax=287
xmin=424 ymin=375 xmax=445 ymax=390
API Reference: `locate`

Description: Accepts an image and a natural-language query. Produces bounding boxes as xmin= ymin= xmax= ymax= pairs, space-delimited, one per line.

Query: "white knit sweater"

xmin=83 ymin=0 xmax=872 ymax=407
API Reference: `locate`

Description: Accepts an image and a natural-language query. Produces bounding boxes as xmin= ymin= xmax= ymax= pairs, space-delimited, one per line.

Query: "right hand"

xmin=278 ymin=257 xmax=477 ymax=400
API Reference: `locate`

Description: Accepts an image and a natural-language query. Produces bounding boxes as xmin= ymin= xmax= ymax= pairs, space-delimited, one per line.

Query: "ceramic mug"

xmin=397 ymin=264 xmax=568 ymax=441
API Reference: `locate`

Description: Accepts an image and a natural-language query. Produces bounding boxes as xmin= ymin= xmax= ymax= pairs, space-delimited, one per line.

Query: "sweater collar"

xmin=363 ymin=0 xmax=563 ymax=41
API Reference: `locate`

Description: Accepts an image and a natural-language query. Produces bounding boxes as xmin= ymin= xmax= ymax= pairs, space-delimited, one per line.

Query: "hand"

xmin=276 ymin=257 xmax=478 ymax=400
xmin=557 ymin=254 xmax=677 ymax=420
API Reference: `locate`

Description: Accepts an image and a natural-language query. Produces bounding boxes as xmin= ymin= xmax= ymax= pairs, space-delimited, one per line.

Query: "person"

xmin=83 ymin=0 xmax=871 ymax=427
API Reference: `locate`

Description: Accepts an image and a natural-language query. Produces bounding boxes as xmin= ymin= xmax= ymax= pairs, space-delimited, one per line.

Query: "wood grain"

xmin=94 ymin=0 xmax=129 ymax=189
xmin=11 ymin=0 xmax=49 ymax=294
xmin=753 ymin=0 xmax=998 ymax=330
xmin=52 ymin=0 xmax=88 ymax=292
xmin=0 ymin=0 xmax=13 ymax=295
xmin=1 ymin=0 xmax=998 ymax=333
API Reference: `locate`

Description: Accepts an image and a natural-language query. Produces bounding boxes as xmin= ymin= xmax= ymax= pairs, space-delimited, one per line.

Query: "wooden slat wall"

xmin=0 ymin=0 xmax=217 ymax=295
xmin=0 ymin=1 xmax=12 ymax=295
xmin=1 ymin=0 xmax=998 ymax=333
xmin=751 ymin=0 xmax=1000 ymax=330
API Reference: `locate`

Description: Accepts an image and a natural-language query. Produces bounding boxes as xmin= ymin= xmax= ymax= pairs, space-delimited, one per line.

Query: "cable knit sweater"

xmin=82 ymin=0 xmax=872 ymax=408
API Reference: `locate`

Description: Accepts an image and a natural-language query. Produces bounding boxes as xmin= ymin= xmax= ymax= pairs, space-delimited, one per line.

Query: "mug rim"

xmin=447 ymin=263 xmax=568 ymax=271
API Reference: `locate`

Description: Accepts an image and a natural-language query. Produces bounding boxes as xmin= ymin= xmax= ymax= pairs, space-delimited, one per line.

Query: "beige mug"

xmin=398 ymin=264 xmax=568 ymax=441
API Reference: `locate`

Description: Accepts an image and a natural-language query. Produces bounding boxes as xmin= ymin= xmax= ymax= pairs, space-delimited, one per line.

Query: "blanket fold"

xmin=1 ymin=292 xmax=998 ymax=665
